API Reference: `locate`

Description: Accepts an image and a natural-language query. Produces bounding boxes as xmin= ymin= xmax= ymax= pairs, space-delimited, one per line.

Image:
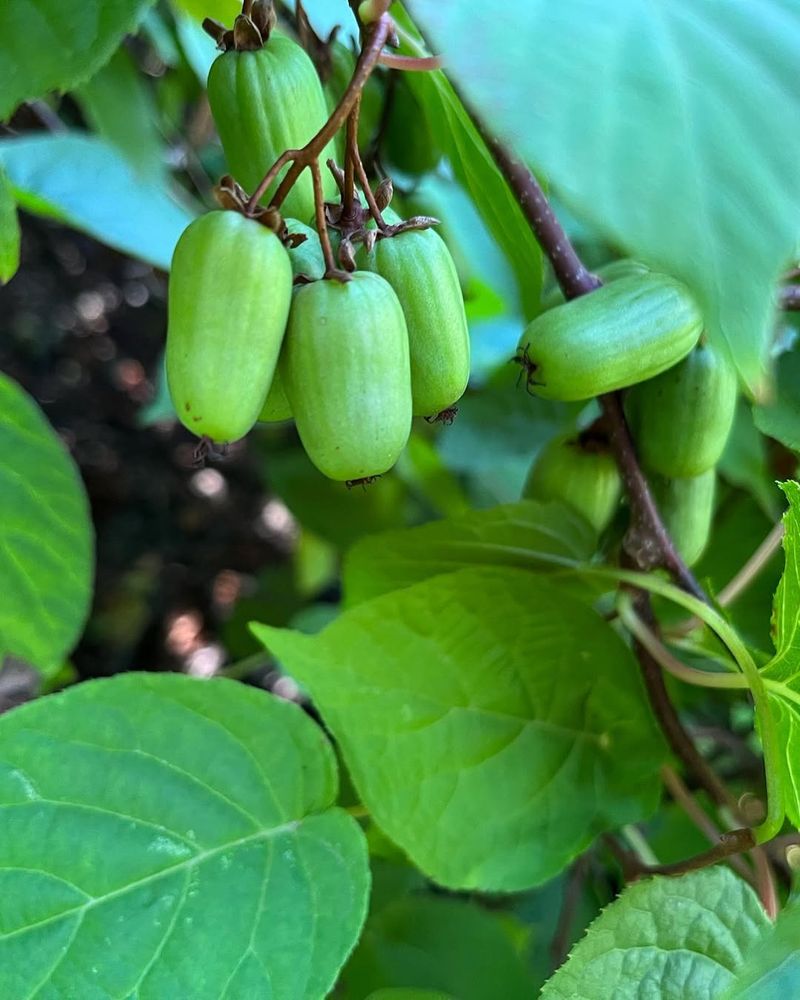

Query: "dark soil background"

xmin=0 ymin=213 xmax=287 ymax=684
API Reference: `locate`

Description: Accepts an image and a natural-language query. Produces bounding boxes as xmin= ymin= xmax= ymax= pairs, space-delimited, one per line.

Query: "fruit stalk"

xmin=247 ymin=12 xmax=394 ymax=212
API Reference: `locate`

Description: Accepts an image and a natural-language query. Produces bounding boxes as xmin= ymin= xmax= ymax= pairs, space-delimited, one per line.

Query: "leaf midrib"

xmin=0 ymin=818 xmax=301 ymax=944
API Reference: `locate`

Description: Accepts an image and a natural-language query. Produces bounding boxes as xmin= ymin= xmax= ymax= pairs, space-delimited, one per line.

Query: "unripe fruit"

xmin=282 ymin=272 xmax=412 ymax=480
xmin=167 ymin=211 xmax=292 ymax=443
xmin=651 ymin=470 xmax=716 ymax=567
xmin=384 ymin=77 xmax=440 ymax=177
xmin=360 ymin=227 xmax=470 ymax=416
xmin=541 ymin=259 xmax=650 ymax=312
xmin=517 ymin=273 xmax=703 ymax=401
xmin=285 ymin=219 xmax=325 ymax=282
xmin=258 ymin=367 xmax=292 ymax=423
xmin=627 ymin=340 xmax=737 ymax=478
xmin=207 ymin=34 xmax=336 ymax=221
xmin=522 ymin=432 xmax=622 ymax=533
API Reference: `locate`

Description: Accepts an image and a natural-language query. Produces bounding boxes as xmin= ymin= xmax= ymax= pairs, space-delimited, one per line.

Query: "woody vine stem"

xmin=482 ymin=138 xmax=781 ymax=891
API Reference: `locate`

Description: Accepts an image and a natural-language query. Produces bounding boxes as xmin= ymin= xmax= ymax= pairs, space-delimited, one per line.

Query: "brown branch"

xmin=247 ymin=12 xmax=393 ymax=212
xmin=661 ymin=765 xmax=755 ymax=884
xmin=480 ymin=134 xmax=706 ymax=601
xmin=550 ymin=854 xmax=591 ymax=971
xmin=604 ymin=394 xmax=706 ymax=601
xmin=631 ymin=592 xmax=735 ymax=811
xmin=629 ymin=829 xmax=755 ymax=876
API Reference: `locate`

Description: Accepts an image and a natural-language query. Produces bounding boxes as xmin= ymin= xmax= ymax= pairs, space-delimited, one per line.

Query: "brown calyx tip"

xmin=203 ymin=1 xmax=276 ymax=52
xmin=346 ymin=475 xmax=382 ymax=490
xmin=214 ymin=175 xmax=284 ymax=233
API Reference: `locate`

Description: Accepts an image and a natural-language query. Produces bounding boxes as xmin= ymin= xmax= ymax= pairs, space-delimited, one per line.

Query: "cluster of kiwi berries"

xmin=518 ymin=261 xmax=738 ymax=566
xmin=165 ymin=2 xmax=468 ymax=486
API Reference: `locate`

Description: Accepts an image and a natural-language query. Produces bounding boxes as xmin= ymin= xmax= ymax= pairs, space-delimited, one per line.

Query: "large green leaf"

xmin=393 ymin=5 xmax=542 ymax=319
xmin=0 ymin=165 xmax=20 ymax=284
xmin=254 ymin=567 xmax=666 ymax=891
xmin=540 ymin=867 xmax=770 ymax=999
xmin=409 ymin=0 xmax=800 ymax=393
xmin=0 ymin=673 xmax=369 ymax=998
xmin=760 ymin=480 xmax=800 ymax=826
xmin=0 ymin=374 xmax=93 ymax=675
xmin=0 ymin=134 xmax=196 ymax=269
xmin=723 ymin=900 xmax=800 ymax=998
xmin=343 ymin=499 xmax=598 ymax=606
xmin=754 ymin=348 xmax=800 ymax=453
xmin=341 ymin=892 xmax=534 ymax=1000
xmin=75 ymin=47 xmax=165 ymax=180
xmin=0 ymin=1 xmax=156 ymax=119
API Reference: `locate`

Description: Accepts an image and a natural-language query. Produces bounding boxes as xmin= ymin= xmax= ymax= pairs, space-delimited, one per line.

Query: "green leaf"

xmin=754 ymin=348 xmax=800 ymax=453
xmin=0 ymin=134 xmax=196 ymax=269
xmin=0 ymin=374 xmax=93 ymax=675
xmin=761 ymin=480 xmax=800 ymax=826
xmin=393 ymin=5 xmax=542 ymax=320
xmin=540 ymin=867 xmax=770 ymax=999
xmin=342 ymin=893 xmax=534 ymax=1000
xmin=75 ymin=47 xmax=165 ymax=180
xmin=723 ymin=900 xmax=800 ymax=998
xmin=0 ymin=165 xmax=20 ymax=284
xmin=409 ymin=0 xmax=800 ymax=392
xmin=254 ymin=567 xmax=666 ymax=891
xmin=0 ymin=673 xmax=369 ymax=998
xmin=343 ymin=499 xmax=598 ymax=607
xmin=0 ymin=0 xmax=157 ymax=120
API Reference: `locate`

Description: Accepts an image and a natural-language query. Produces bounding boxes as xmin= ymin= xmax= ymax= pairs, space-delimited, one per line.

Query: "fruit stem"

xmin=342 ymin=100 xmax=360 ymax=221
xmin=378 ymin=52 xmax=443 ymax=71
xmin=311 ymin=158 xmax=345 ymax=281
xmin=247 ymin=13 xmax=393 ymax=213
xmin=351 ymin=130 xmax=388 ymax=232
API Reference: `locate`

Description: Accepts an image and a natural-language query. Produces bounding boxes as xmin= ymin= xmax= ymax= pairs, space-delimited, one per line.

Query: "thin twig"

xmin=661 ymin=765 xmax=755 ymax=884
xmin=718 ymin=521 xmax=785 ymax=607
xmin=639 ymin=828 xmax=756 ymax=878
xmin=351 ymin=138 xmax=387 ymax=230
xmin=378 ymin=52 xmax=443 ymax=71
xmin=603 ymin=395 xmax=706 ymax=601
xmin=311 ymin=158 xmax=338 ymax=275
xmin=342 ymin=99 xmax=359 ymax=219
xmin=549 ymin=855 xmax=591 ymax=972
xmin=618 ymin=595 xmax=747 ymax=690
xmin=670 ymin=520 xmax=784 ymax=636
xmin=752 ymin=844 xmax=779 ymax=919
xmin=628 ymin=591 xmax=738 ymax=812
